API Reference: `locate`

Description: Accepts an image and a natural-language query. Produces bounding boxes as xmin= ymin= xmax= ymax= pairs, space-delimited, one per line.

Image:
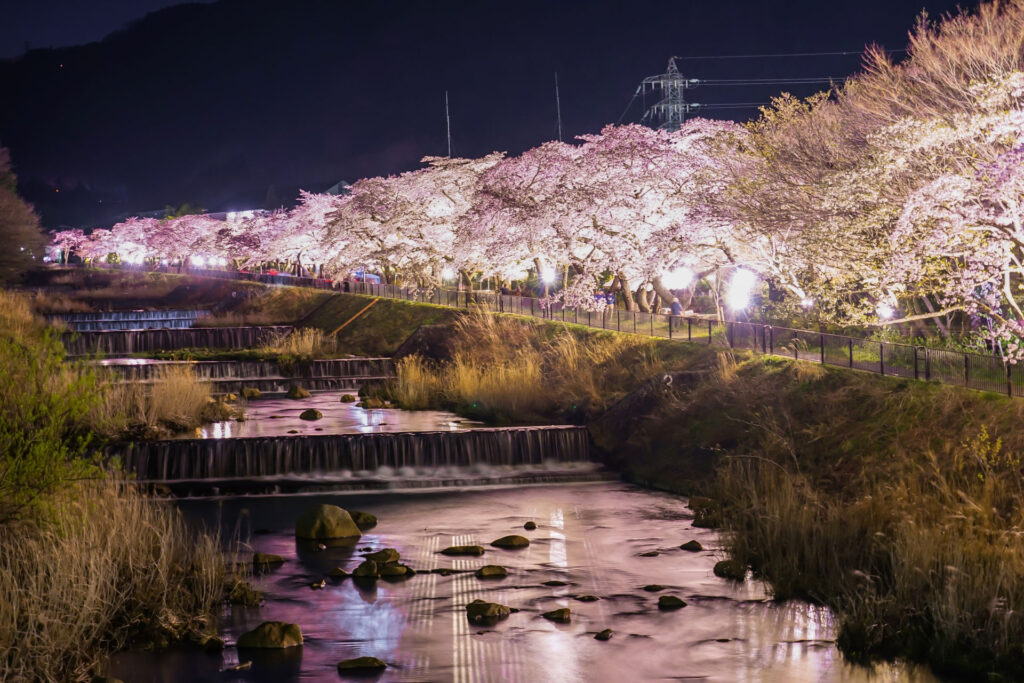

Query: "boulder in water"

xmin=252 ymin=552 xmax=285 ymax=567
xmin=491 ymin=535 xmax=530 ymax=549
xmin=340 ymin=394 xmax=357 ymax=403
xmin=310 ymin=578 xmax=326 ymax=589
xmin=595 ymin=629 xmax=613 ymax=641
xmin=574 ymin=594 xmax=599 ymax=602
xmin=329 ymin=567 xmax=350 ymax=579
xmin=299 ymin=408 xmax=322 ymax=421
xmin=286 ymin=385 xmax=311 ymax=399
xmin=523 ymin=521 xmax=537 ymax=530
xmin=440 ymin=545 xmax=485 ymax=556
xmin=680 ymin=540 xmax=703 ymax=552
xmin=241 ymin=387 xmax=262 ymax=399
xmin=475 ymin=565 xmax=508 ymax=579
xmin=642 ymin=584 xmax=666 ymax=592
xmin=543 ymin=580 xmax=570 ymax=587
xmin=294 ymin=504 xmax=362 ymax=540
xmin=713 ymin=559 xmax=747 ymax=581
xmin=658 ymin=595 xmax=687 ymax=610
xmin=337 ymin=657 xmax=387 ymax=673
xmin=466 ymin=599 xmax=511 ymax=625
xmin=542 ymin=608 xmax=571 ymax=623
xmin=380 ymin=564 xmax=409 ymax=580
xmin=236 ymin=621 xmax=303 ymax=649
xmin=349 ymin=510 xmax=378 ymax=530
xmin=352 ymin=559 xmax=379 ymax=580
xmin=360 ymin=396 xmax=385 ymax=409
xmin=363 ymin=548 xmax=400 ymax=564
xmin=639 ymin=550 xmax=660 ymax=557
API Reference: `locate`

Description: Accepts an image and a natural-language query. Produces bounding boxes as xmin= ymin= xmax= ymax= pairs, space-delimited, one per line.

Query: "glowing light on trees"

xmin=726 ymin=269 xmax=757 ymax=310
xmin=441 ymin=266 xmax=455 ymax=280
xmin=662 ymin=266 xmax=694 ymax=290
xmin=540 ymin=265 xmax=556 ymax=284
xmin=877 ymin=302 xmax=896 ymax=320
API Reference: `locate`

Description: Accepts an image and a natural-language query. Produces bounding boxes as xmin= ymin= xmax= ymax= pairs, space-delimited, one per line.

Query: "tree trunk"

xmin=617 ymin=273 xmax=635 ymax=311
xmin=635 ymin=284 xmax=651 ymax=313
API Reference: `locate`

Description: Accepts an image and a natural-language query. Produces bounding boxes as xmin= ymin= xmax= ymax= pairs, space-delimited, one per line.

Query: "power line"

xmin=677 ymin=49 xmax=905 ymax=60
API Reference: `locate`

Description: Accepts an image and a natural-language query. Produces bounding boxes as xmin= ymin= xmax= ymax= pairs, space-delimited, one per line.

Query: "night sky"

xmin=0 ymin=0 xmax=966 ymax=229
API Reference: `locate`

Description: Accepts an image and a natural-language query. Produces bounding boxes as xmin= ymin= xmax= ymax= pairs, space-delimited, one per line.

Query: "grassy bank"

xmin=0 ymin=289 xmax=237 ymax=679
xmin=379 ymin=312 xmax=711 ymax=424
xmin=591 ymin=353 xmax=1024 ymax=679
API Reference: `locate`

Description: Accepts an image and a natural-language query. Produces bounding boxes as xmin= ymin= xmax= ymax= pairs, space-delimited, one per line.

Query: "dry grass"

xmin=387 ymin=312 xmax=667 ymax=422
xmin=260 ymin=326 xmax=338 ymax=358
xmin=86 ymin=365 xmax=235 ymax=439
xmin=0 ymin=289 xmax=55 ymax=341
xmin=0 ymin=479 xmax=225 ymax=681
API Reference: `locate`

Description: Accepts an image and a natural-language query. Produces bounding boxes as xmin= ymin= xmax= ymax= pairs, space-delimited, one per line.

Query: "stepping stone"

xmin=337 ymin=656 xmax=387 ymax=673
xmin=491 ymin=535 xmax=530 ymax=549
xmin=680 ymin=540 xmax=703 ymax=552
xmin=440 ymin=545 xmax=485 ymax=556
xmin=542 ymin=608 xmax=571 ymax=623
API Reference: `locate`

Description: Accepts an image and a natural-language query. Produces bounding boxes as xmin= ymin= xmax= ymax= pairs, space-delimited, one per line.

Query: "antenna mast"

xmin=554 ymin=72 xmax=563 ymax=142
xmin=445 ymin=90 xmax=452 ymax=157
xmin=638 ymin=57 xmax=700 ymax=130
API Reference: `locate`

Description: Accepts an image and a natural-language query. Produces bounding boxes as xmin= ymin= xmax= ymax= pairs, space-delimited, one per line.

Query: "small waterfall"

xmin=114 ymin=426 xmax=592 ymax=481
xmin=52 ymin=310 xmax=210 ymax=331
xmin=98 ymin=358 xmax=394 ymax=381
xmin=63 ymin=326 xmax=293 ymax=356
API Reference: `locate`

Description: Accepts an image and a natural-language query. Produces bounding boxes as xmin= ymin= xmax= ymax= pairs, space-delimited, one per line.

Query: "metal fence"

xmin=86 ymin=265 xmax=1024 ymax=398
xmin=346 ymin=280 xmax=1024 ymax=399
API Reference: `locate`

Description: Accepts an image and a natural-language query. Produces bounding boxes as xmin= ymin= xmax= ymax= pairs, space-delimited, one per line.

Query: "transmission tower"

xmin=638 ymin=57 xmax=700 ymax=130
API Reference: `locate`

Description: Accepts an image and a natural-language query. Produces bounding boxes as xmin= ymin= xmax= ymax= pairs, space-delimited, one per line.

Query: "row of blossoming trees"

xmin=52 ymin=1 xmax=1024 ymax=355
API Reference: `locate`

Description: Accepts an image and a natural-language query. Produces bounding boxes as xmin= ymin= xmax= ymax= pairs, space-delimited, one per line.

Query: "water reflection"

xmin=184 ymin=392 xmax=480 ymax=439
xmin=110 ymin=483 xmax=941 ymax=682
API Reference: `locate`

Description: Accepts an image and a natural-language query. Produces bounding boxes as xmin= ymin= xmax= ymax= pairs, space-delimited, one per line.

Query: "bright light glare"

xmin=662 ymin=266 xmax=694 ymax=290
xmin=191 ymin=255 xmax=205 ymax=267
xmin=800 ymin=297 xmax=814 ymax=309
xmin=540 ymin=266 xmax=556 ymax=284
xmin=440 ymin=266 xmax=455 ymax=280
xmin=877 ymin=302 xmax=895 ymax=320
xmin=216 ymin=256 xmax=227 ymax=266
xmin=726 ymin=269 xmax=756 ymax=310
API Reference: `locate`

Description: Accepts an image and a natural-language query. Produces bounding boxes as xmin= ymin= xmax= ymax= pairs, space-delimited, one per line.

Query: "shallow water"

xmin=177 ymin=393 xmax=481 ymax=439
xmin=110 ymin=482 xmax=939 ymax=682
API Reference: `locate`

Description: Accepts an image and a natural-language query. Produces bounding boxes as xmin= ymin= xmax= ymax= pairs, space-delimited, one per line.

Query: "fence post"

xmin=669 ymin=316 xmax=673 ymax=340
xmin=913 ymin=347 xmax=919 ymax=380
xmin=819 ymin=334 xmax=825 ymax=365
xmin=879 ymin=343 xmax=885 ymax=375
xmin=650 ymin=313 xmax=654 ymax=337
xmin=761 ymin=325 xmax=767 ymax=353
xmin=925 ymin=348 xmax=931 ymax=381
xmin=687 ymin=318 xmax=692 ymax=342
xmin=769 ymin=326 xmax=774 ymax=354
xmin=1008 ymin=362 xmax=1014 ymax=397
xmin=708 ymin=319 xmax=713 ymax=344
xmin=964 ymin=354 xmax=970 ymax=386
xmin=848 ymin=338 xmax=853 ymax=368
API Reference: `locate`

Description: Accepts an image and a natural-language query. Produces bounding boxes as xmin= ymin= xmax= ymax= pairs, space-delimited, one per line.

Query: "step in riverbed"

xmin=96 ymin=357 xmax=395 ymax=380
xmin=112 ymin=426 xmax=593 ymax=482
xmin=117 ymin=375 xmax=391 ymax=395
xmin=63 ymin=326 xmax=293 ymax=355
xmin=52 ymin=309 xmax=210 ymax=331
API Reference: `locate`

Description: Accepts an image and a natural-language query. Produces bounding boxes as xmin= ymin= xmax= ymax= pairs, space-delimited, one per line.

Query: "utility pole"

xmin=445 ymin=90 xmax=452 ymax=158
xmin=554 ymin=72 xmax=563 ymax=142
xmin=638 ymin=57 xmax=700 ymax=130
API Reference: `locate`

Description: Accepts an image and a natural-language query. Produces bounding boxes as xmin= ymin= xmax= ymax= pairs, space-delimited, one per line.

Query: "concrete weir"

xmin=62 ymin=325 xmax=292 ymax=355
xmin=112 ymin=425 xmax=593 ymax=482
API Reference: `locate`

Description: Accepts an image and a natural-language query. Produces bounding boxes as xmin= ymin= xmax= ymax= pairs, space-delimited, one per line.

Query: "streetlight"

xmin=662 ymin=266 xmax=694 ymax=290
xmin=726 ymin=269 xmax=757 ymax=310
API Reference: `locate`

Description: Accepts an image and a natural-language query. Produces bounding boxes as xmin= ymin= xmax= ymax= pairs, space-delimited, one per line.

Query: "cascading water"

xmin=52 ymin=309 xmax=210 ymax=331
xmin=113 ymin=425 xmax=593 ymax=484
xmin=97 ymin=357 xmax=394 ymax=380
xmin=62 ymin=325 xmax=292 ymax=355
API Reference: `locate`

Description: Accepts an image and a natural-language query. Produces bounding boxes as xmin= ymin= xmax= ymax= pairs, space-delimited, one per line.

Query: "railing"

xmin=77 ymin=265 xmax=1024 ymax=398
xmin=346 ymin=280 xmax=1024 ymax=399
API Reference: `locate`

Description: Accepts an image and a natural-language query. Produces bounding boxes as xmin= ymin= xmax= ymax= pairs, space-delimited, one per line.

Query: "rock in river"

xmin=595 ymin=629 xmax=613 ymax=641
xmin=337 ymin=656 xmax=387 ymax=673
xmin=680 ymin=540 xmax=703 ymax=552
xmin=475 ymin=565 xmax=508 ymax=579
xmin=294 ymin=504 xmax=362 ymax=540
xmin=286 ymin=385 xmax=311 ymax=399
xmin=236 ymin=621 xmax=303 ymax=649
xmin=658 ymin=595 xmax=687 ymax=610
xmin=363 ymin=548 xmax=400 ymax=564
xmin=299 ymin=408 xmax=322 ymax=421
xmin=713 ymin=559 xmax=747 ymax=581
xmin=524 ymin=521 xmax=537 ymax=530
xmin=352 ymin=560 xmax=380 ymax=580
xmin=440 ymin=545 xmax=485 ymax=556
xmin=349 ymin=510 xmax=378 ymax=530
xmin=491 ymin=535 xmax=530 ymax=549
xmin=252 ymin=552 xmax=285 ymax=567
xmin=466 ymin=599 xmax=511 ymax=625
xmin=542 ymin=608 xmax=572 ymax=623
